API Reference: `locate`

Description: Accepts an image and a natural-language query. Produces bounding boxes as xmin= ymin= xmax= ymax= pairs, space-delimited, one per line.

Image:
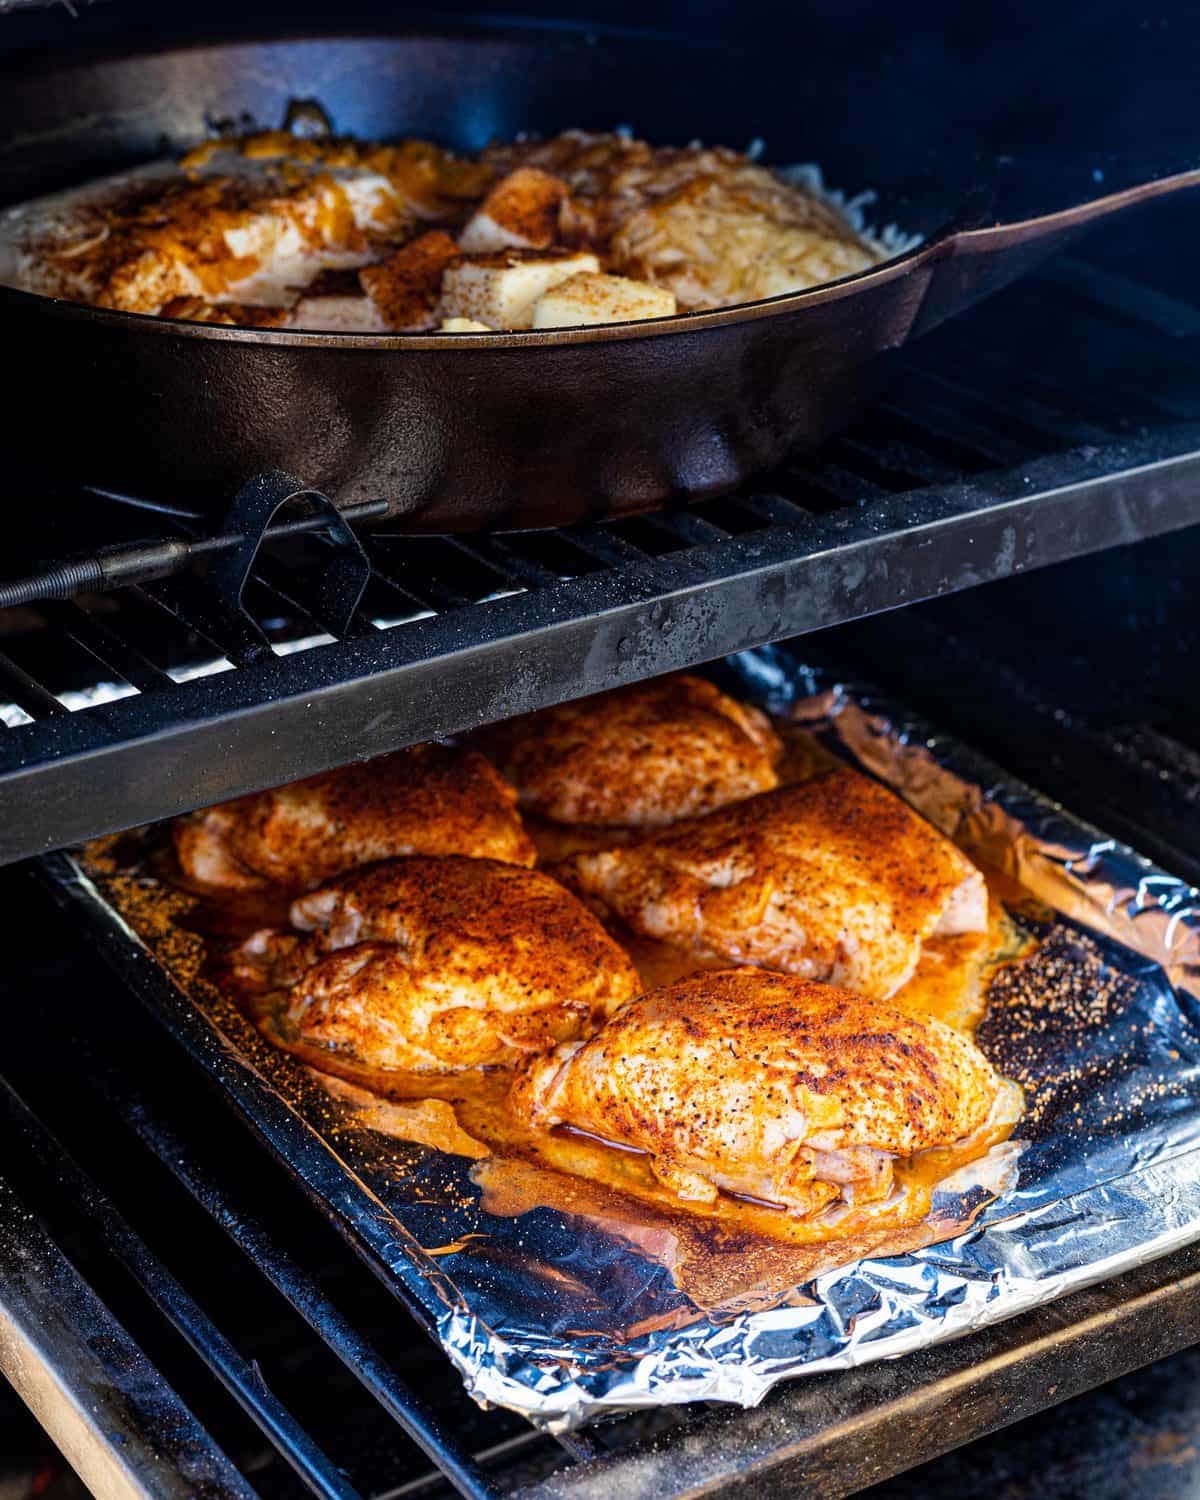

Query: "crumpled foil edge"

xmin=440 ymin=1148 xmax=1200 ymax=1429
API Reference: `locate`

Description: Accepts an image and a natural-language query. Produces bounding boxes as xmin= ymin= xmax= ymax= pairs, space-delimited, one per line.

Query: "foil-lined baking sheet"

xmin=48 ymin=646 xmax=1200 ymax=1430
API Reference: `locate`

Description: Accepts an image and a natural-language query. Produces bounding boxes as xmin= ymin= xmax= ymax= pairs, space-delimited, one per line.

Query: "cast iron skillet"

xmin=1 ymin=24 xmax=1198 ymax=531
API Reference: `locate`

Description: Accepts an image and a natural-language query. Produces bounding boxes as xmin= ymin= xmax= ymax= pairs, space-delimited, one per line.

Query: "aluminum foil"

xmin=60 ymin=646 xmax=1200 ymax=1431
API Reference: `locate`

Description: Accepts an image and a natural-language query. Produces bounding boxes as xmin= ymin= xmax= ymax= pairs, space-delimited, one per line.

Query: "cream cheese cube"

xmin=532 ymin=272 xmax=677 ymax=328
xmin=439 ymin=251 xmax=600 ymax=331
xmin=284 ymin=294 xmax=387 ymax=332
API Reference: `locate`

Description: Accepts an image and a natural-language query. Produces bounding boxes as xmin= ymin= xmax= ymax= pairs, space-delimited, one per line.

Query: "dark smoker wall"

xmin=3 ymin=0 xmax=1200 ymax=166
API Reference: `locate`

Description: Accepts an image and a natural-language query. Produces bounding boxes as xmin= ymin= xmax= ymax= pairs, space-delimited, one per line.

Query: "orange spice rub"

xmin=555 ymin=766 xmax=987 ymax=997
xmin=173 ymin=743 xmax=536 ymax=892
xmin=233 ymin=855 xmax=642 ymax=1072
xmin=358 ymin=230 xmax=462 ymax=329
xmin=482 ymin=673 xmax=785 ymax=827
xmin=511 ymin=969 xmax=1004 ymax=1215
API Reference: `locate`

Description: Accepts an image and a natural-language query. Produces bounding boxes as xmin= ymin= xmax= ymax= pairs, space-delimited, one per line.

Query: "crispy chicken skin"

xmin=233 ymin=856 xmax=642 ymax=1073
xmin=510 ymin=970 xmax=1001 ymax=1214
xmin=173 ymin=744 xmax=536 ymax=892
xmin=482 ymin=674 xmax=784 ymax=828
xmin=555 ymin=767 xmax=987 ymax=998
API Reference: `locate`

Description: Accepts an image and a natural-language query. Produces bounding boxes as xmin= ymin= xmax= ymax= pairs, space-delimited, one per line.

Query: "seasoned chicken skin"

xmin=556 ymin=767 xmax=987 ymax=997
xmin=233 ymin=856 xmax=642 ymax=1073
xmin=511 ymin=970 xmax=1001 ymax=1215
xmin=483 ymin=674 xmax=784 ymax=828
xmin=173 ymin=744 xmax=535 ymax=892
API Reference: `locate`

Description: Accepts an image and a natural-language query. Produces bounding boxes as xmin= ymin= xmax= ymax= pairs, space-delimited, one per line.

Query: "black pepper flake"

xmin=977 ymin=923 xmax=1191 ymax=1139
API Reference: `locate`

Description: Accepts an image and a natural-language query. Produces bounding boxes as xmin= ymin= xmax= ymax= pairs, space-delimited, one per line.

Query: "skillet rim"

xmin=1 ymin=23 xmax=1196 ymax=352
xmin=0 ymin=16 xmax=940 ymax=350
xmin=0 ymin=186 xmax=1171 ymax=348
xmin=0 ymin=237 xmax=936 ymax=348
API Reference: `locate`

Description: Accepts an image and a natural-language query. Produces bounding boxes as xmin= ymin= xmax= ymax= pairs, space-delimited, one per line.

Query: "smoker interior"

xmin=3 ymin=4 xmax=1200 ymax=1494
xmin=5 ymin=227 xmax=1200 ymax=862
xmin=4 ymin=246 xmax=1200 ymax=1495
xmin=4 ymin=526 xmax=1200 ymax=1500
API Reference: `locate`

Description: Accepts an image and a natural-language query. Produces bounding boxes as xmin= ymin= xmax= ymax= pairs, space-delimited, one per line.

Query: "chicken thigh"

xmin=556 ymin=767 xmax=987 ymax=998
xmin=174 ymin=743 xmax=536 ymax=891
xmin=233 ymin=856 xmax=642 ymax=1073
xmin=510 ymin=969 xmax=1003 ymax=1215
xmin=483 ymin=673 xmax=783 ymax=828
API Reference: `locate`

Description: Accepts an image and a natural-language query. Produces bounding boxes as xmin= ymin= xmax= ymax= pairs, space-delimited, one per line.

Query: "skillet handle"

xmin=963 ymin=164 xmax=1200 ymax=246
xmin=912 ymin=165 xmax=1200 ymax=340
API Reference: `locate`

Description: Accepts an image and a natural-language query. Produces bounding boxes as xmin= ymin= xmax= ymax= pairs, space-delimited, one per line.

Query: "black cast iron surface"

xmin=2 ymin=249 xmax=1200 ymax=862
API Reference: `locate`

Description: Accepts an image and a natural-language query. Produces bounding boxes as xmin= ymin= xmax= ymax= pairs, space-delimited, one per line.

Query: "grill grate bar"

xmin=1003 ymin=268 xmax=1200 ymax=375
xmin=450 ymin=535 xmax=564 ymax=591
xmin=888 ymin=369 xmax=1050 ymax=462
xmin=926 ymin=284 xmax=1200 ymax=427
xmin=880 ymin=387 xmax=1035 ymax=469
xmin=0 ymin=650 xmax=67 ymax=721
xmin=916 ymin=339 xmax=1140 ymax=442
xmin=642 ymin=510 xmax=732 ymax=546
xmin=1040 ymin=256 xmax=1200 ymax=340
xmin=0 ymin=1076 xmax=363 ymax=1500
xmin=96 ymin=1059 xmax=501 ymax=1500
xmin=561 ymin=524 xmax=652 ymax=566
xmin=918 ymin=322 xmax=1152 ymax=438
xmin=358 ymin=570 xmax=439 ymax=620
xmin=374 ymin=1427 xmax=598 ymax=1500
xmin=53 ymin=600 xmax=176 ymax=694
xmin=786 ymin=461 xmax=891 ymax=506
xmin=137 ymin=577 xmax=269 ymax=668
xmin=246 ymin=553 xmax=374 ymax=643
xmin=0 ymin=1148 xmax=257 ymax=1500
xmin=363 ymin=542 xmax=481 ymax=612
xmin=731 ymin=492 xmax=816 ymax=526
xmin=832 ymin=431 xmax=966 ymax=488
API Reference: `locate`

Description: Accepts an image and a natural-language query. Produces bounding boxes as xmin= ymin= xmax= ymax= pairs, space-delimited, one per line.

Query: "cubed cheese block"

xmin=532 ymin=271 xmax=677 ymax=328
xmin=284 ymin=293 xmax=387 ymax=332
xmin=440 ymin=317 xmax=494 ymax=332
xmin=458 ymin=168 xmax=569 ymax=253
xmin=439 ymin=251 xmax=600 ymax=331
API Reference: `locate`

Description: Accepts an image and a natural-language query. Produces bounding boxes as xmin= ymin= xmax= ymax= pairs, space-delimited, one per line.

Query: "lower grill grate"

xmin=2 ymin=252 xmax=1200 ymax=862
xmin=4 ymin=548 xmax=1200 ymax=1496
xmin=0 ymin=884 xmax=651 ymax=1498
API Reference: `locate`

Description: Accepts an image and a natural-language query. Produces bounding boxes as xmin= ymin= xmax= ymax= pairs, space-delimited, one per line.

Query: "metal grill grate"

xmin=6 ymin=562 xmax=1200 ymax=1497
xmin=4 ymin=235 xmax=1200 ymax=1488
xmin=2 ymin=253 xmax=1200 ymax=864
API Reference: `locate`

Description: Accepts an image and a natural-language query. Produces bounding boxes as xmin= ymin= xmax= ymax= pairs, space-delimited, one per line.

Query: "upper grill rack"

xmin=2 ymin=254 xmax=1200 ymax=863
